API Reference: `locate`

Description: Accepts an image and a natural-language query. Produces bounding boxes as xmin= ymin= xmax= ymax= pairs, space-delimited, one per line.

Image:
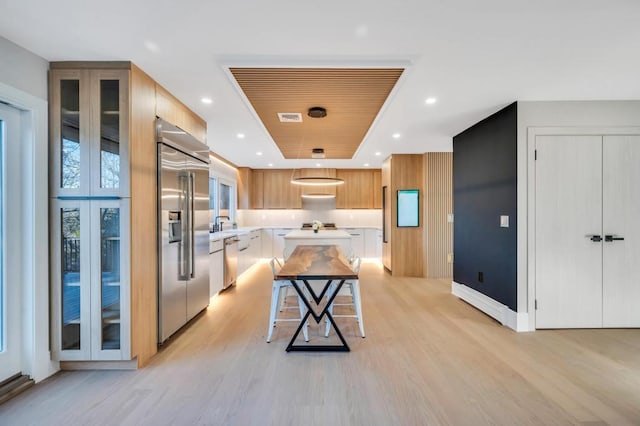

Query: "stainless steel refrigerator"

xmin=157 ymin=118 xmax=210 ymax=343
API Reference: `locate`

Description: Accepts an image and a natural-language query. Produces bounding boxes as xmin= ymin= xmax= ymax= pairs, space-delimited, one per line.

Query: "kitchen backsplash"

xmin=238 ymin=209 xmax=382 ymax=228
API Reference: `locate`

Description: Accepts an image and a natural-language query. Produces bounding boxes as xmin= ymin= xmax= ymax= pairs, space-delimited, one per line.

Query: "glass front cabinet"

xmin=50 ymin=69 xmax=129 ymax=198
xmin=50 ymin=67 xmax=131 ymax=361
xmin=50 ymin=199 xmax=130 ymax=361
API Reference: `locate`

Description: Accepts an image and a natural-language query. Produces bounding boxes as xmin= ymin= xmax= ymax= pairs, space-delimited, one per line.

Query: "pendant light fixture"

xmin=290 ymin=107 xmax=345 ymax=189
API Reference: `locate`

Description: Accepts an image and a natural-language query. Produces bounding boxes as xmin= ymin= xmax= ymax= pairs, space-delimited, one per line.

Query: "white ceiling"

xmin=2 ymin=0 xmax=639 ymax=168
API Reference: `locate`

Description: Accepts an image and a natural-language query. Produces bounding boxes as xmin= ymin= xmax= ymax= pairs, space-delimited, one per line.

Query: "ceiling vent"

xmin=311 ymin=148 xmax=325 ymax=159
xmin=277 ymin=112 xmax=303 ymax=123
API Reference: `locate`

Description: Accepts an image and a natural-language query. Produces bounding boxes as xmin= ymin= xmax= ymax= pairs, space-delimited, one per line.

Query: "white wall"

xmin=0 ymin=36 xmax=56 ymax=381
xmin=0 ymin=36 xmax=48 ymax=99
xmin=517 ymin=101 xmax=640 ymax=324
xmin=238 ymin=209 xmax=382 ymax=228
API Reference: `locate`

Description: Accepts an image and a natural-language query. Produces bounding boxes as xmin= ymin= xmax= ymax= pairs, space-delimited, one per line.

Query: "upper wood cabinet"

xmin=295 ymin=168 xmax=338 ymax=197
xmin=155 ymin=84 xmax=206 ymax=143
xmin=372 ymin=169 xmax=382 ymax=209
xmin=251 ymin=170 xmax=264 ymax=209
xmin=263 ymin=169 xmax=301 ymax=209
xmin=237 ymin=167 xmax=251 ymax=210
xmin=336 ymin=169 xmax=378 ymax=209
xmin=238 ymin=167 xmax=382 ymax=210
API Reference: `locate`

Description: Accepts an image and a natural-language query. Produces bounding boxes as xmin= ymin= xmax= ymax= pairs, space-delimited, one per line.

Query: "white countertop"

xmin=284 ymin=230 xmax=352 ymax=239
xmin=211 ymin=226 xmax=381 ymax=240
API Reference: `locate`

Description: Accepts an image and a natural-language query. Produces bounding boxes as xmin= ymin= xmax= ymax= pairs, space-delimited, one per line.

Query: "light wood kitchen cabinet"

xmin=155 ymin=84 xmax=207 ymax=143
xmin=49 ymin=62 xmax=205 ymax=367
xmin=336 ymin=169 xmax=376 ymax=209
xmin=263 ymin=169 xmax=301 ymax=209
xmin=237 ymin=168 xmax=265 ymax=209
xmin=238 ymin=168 xmax=381 ymax=210
xmin=237 ymin=167 xmax=252 ymax=210
xmin=251 ymin=170 xmax=264 ymax=209
xmin=382 ymin=154 xmax=424 ymax=277
xmin=372 ymin=169 xmax=382 ymax=209
xmin=296 ymin=168 xmax=337 ymax=197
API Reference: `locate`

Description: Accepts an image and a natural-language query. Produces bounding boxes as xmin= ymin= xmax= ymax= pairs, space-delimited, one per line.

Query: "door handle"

xmin=604 ymin=235 xmax=624 ymax=242
xmin=589 ymin=235 xmax=602 ymax=242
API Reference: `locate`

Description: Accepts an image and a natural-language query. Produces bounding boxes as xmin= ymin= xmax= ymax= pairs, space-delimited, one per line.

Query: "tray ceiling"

xmin=229 ymin=67 xmax=404 ymax=159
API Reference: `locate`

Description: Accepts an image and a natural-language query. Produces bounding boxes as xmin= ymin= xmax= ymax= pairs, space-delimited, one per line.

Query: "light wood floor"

xmin=2 ymin=262 xmax=640 ymax=425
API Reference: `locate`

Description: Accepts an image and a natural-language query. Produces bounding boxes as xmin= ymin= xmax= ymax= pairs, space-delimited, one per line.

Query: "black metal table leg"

xmin=285 ymin=279 xmax=351 ymax=352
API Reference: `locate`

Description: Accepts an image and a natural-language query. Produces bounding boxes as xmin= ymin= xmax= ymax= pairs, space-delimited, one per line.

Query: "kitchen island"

xmin=283 ymin=229 xmax=352 ymax=258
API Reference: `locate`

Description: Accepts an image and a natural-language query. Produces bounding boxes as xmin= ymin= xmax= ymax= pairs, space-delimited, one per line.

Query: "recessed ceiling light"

xmin=316 ymin=163 xmax=321 ymax=167
xmin=236 ymin=133 xmax=245 ymax=139
xmin=268 ymin=163 xmax=273 ymax=167
xmin=375 ymin=152 xmax=381 ymax=156
xmin=144 ymin=40 xmax=159 ymax=53
xmin=256 ymin=151 xmax=262 ymax=156
xmin=364 ymin=163 xmax=370 ymax=167
xmin=425 ymin=97 xmax=437 ymax=105
xmin=392 ymin=133 xmax=401 ymax=139
xmin=201 ymin=97 xmax=213 ymax=104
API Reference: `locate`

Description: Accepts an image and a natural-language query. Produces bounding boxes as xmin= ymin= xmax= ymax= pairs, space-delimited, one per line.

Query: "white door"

xmin=535 ymin=135 xmax=603 ymax=328
xmin=0 ymin=103 xmax=22 ymax=380
xmin=602 ymin=136 xmax=640 ymax=327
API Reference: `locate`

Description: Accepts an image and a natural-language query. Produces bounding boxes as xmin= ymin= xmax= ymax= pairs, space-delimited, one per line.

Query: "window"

xmin=209 ymin=176 xmax=236 ymax=229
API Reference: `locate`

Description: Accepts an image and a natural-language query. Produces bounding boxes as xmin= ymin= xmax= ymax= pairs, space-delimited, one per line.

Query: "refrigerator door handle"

xmin=179 ymin=173 xmax=189 ymax=280
xmin=189 ymin=172 xmax=196 ymax=278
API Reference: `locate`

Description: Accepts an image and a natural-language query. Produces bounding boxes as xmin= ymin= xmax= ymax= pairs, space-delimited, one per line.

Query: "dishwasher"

xmin=223 ymin=236 xmax=239 ymax=289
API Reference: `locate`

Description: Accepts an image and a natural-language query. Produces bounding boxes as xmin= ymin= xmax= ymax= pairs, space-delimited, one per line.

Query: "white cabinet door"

xmin=261 ymin=229 xmax=273 ymax=258
xmin=273 ymin=228 xmax=293 ymax=259
xmin=364 ymin=229 xmax=378 ymax=257
xmin=209 ymin=250 xmax=224 ymax=295
xmin=602 ymin=136 xmax=640 ymax=327
xmin=250 ymin=230 xmax=261 ymax=264
xmin=535 ymin=135 xmax=603 ymax=328
xmin=376 ymin=229 xmax=383 ymax=259
xmin=344 ymin=228 xmax=364 ymax=258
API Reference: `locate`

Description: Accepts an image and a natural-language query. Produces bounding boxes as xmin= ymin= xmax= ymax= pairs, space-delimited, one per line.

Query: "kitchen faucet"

xmin=213 ymin=215 xmax=230 ymax=232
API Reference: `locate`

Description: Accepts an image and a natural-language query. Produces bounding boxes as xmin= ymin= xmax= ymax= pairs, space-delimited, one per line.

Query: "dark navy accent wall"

xmin=453 ymin=102 xmax=517 ymax=310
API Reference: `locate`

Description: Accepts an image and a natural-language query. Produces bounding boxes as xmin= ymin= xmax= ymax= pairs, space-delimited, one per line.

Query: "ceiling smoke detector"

xmin=277 ymin=112 xmax=303 ymax=123
xmin=311 ymin=148 xmax=325 ymax=159
xmin=307 ymin=106 xmax=327 ymax=118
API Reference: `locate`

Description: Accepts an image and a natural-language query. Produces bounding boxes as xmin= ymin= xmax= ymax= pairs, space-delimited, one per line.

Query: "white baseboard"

xmin=452 ymin=281 xmax=529 ymax=332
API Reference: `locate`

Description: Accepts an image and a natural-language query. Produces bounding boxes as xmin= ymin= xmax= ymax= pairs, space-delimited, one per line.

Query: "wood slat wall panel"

xmin=229 ymin=68 xmax=403 ymax=159
xmin=424 ymin=153 xmax=453 ymax=278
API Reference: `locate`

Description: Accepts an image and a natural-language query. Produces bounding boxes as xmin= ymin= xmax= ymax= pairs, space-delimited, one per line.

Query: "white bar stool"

xmin=267 ymin=258 xmax=309 ymax=343
xmin=324 ymin=256 xmax=365 ymax=338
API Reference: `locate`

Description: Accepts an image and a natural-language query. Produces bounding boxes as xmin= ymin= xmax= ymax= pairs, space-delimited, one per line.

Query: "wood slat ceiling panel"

xmin=229 ymin=68 xmax=404 ymax=159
